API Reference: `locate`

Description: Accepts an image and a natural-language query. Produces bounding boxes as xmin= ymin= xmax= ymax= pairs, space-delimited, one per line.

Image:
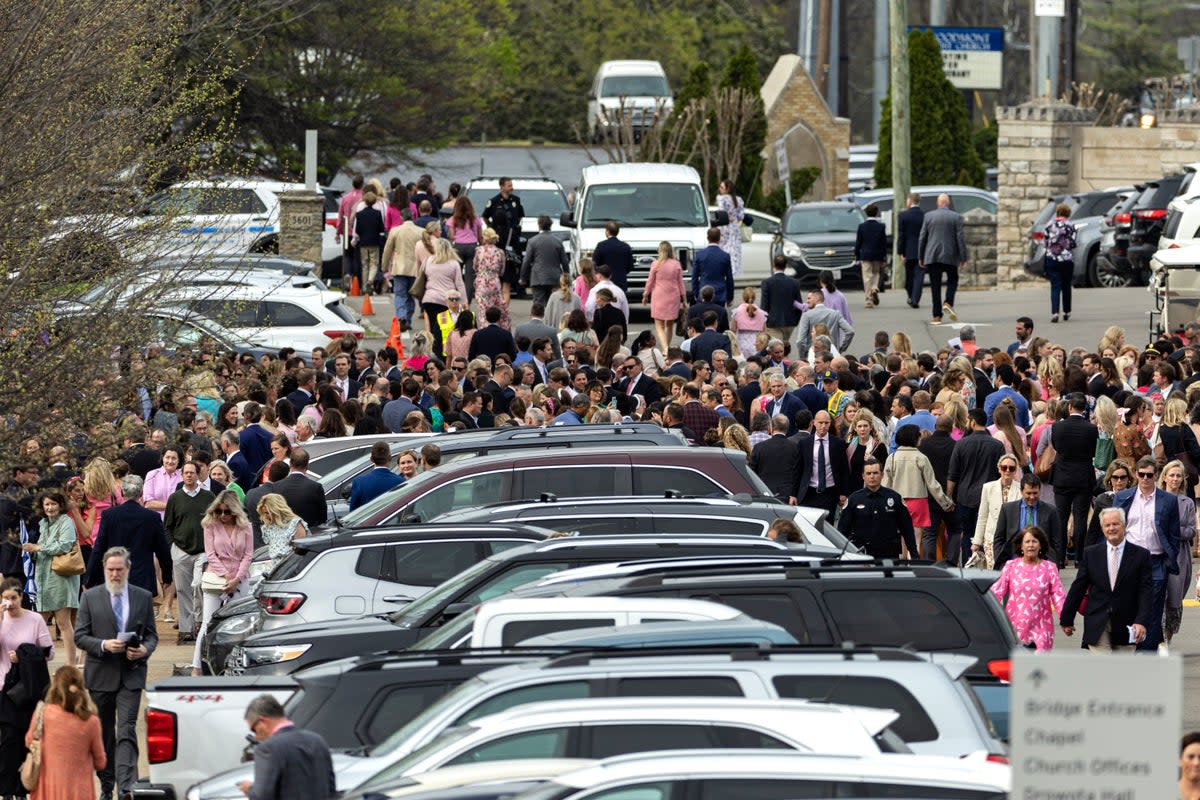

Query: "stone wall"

xmin=995 ymin=103 xmax=1097 ymax=289
xmin=760 ymin=54 xmax=851 ymax=200
xmin=962 ymin=208 xmax=997 ymax=288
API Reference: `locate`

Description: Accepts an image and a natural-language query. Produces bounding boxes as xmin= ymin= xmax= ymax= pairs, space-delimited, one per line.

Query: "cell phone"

xmin=125 ymin=634 xmax=141 ymax=650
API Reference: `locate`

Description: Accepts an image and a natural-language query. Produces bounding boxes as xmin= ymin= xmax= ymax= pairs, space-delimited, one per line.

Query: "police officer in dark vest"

xmin=838 ymin=458 xmax=916 ymax=559
xmin=483 ymin=176 xmax=525 ymax=293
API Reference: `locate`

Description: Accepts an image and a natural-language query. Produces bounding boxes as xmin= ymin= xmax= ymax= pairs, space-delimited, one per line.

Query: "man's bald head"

xmin=937 ymin=194 xmax=951 ymax=208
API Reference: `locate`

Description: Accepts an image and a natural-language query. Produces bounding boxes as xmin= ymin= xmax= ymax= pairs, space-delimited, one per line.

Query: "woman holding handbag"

xmin=1156 ymin=396 xmax=1200 ymax=495
xmin=190 ymin=492 xmax=253 ymax=676
xmin=21 ymin=491 xmax=79 ymax=670
xmin=24 ymin=665 xmax=105 ymax=800
xmin=0 ymin=579 xmax=51 ymax=798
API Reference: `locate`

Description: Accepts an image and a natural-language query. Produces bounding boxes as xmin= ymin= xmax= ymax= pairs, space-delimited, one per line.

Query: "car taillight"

xmin=1031 ymin=231 xmax=1044 ymax=241
xmin=987 ymin=659 xmax=1011 ymax=682
xmin=1135 ymin=208 xmax=1168 ymax=220
xmin=146 ymin=708 xmax=177 ymax=763
xmin=1170 ymin=243 xmax=1181 ymax=248
xmin=259 ymin=593 xmax=306 ymax=615
xmin=1115 ymin=212 xmax=1132 ymax=224
xmin=325 ymin=215 xmax=339 ymax=228
xmin=986 ymin=754 xmax=1010 ymax=764
xmin=323 ymin=330 xmax=364 ymax=340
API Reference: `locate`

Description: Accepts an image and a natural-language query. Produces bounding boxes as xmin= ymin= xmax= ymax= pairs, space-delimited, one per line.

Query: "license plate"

xmin=831 ymin=269 xmax=842 ymax=279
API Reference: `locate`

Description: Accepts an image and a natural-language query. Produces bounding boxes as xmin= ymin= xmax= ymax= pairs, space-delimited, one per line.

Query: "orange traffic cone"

xmin=387 ymin=317 xmax=405 ymax=359
xmin=350 ymin=276 xmax=362 ymax=297
xmin=361 ymin=293 xmax=374 ymax=316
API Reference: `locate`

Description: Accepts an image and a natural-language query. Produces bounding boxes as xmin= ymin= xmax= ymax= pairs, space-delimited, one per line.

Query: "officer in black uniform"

xmin=482 ymin=176 xmax=526 ymax=294
xmin=838 ymin=458 xmax=916 ymax=559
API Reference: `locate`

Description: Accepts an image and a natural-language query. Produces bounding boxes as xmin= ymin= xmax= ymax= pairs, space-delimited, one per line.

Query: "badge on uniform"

xmin=886 ymin=497 xmax=894 ymax=507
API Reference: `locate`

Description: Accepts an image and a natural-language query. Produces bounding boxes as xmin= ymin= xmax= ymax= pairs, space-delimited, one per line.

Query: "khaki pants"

xmin=1088 ymin=626 xmax=1135 ymax=653
xmin=862 ymin=260 xmax=884 ymax=303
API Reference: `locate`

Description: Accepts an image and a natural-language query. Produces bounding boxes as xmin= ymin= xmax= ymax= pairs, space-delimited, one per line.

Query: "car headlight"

xmin=213 ymin=613 xmax=259 ymax=644
xmin=186 ymin=787 xmax=199 ymax=800
xmin=241 ymin=643 xmax=311 ymax=667
xmin=782 ymin=241 xmax=804 ymax=259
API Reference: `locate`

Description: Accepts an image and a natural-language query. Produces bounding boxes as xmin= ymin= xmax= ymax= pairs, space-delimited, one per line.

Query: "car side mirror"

xmin=442 ymin=602 xmax=473 ymax=620
xmin=559 ymin=212 xmax=576 ymax=229
xmin=710 ymin=210 xmax=730 ymax=227
xmin=767 ymin=223 xmax=780 ymax=236
xmin=587 ymin=91 xmax=596 ymax=101
xmin=340 ymin=484 xmax=352 ymax=500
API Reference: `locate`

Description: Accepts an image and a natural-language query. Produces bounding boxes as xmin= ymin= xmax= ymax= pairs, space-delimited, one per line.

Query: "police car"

xmin=463 ymin=175 xmax=572 ymax=252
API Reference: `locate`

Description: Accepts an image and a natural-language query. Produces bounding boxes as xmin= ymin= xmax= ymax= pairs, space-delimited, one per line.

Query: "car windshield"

xmin=142 ymin=187 xmax=266 ymax=216
xmin=358 ymin=726 xmax=478 ymax=791
xmin=467 ymin=188 xmax=568 ymax=219
xmin=408 ymin=608 xmax=475 ymax=650
xmin=783 ymin=206 xmax=865 ymax=235
xmin=600 ymin=75 xmax=670 ymax=97
xmin=580 ymin=183 xmax=706 ymax=228
xmin=337 ymin=468 xmax=441 ymax=527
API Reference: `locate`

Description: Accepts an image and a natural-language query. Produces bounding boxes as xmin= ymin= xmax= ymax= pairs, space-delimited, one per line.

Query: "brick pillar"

xmin=277 ymin=191 xmax=325 ymax=268
xmin=995 ymin=103 xmax=1095 ymax=289
xmin=962 ymin=209 xmax=996 ymax=288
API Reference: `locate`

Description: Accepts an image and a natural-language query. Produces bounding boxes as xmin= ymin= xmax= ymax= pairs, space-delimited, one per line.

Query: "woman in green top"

xmin=23 ymin=489 xmax=80 ymax=667
xmin=208 ymin=460 xmax=244 ymax=501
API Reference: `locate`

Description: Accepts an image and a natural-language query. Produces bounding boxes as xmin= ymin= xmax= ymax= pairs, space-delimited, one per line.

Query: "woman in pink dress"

xmin=730 ymin=287 xmax=766 ymax=359
xmin=990 ymin=526 xmax=1066 ymax=651
xmin=573 ymin=258 xmax=598 ymax=310
xmin=25 ymin=664 xmax=106 ymax=800
xmin=642 ymin=242 xmax=685 ymax=353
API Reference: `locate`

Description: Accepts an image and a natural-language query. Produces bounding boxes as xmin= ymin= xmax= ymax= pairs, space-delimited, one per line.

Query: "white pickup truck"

xmin=134 ymin=675 xmax=297 ymax=800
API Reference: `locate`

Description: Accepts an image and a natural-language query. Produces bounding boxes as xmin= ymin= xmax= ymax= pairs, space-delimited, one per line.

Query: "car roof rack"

xmin=346 ymin=647 xmax=575 ymax=672
xmin=616 ymin=559 xmax=955 ymax=588
xmin=542 ymin=641 xmax=926 ymax=669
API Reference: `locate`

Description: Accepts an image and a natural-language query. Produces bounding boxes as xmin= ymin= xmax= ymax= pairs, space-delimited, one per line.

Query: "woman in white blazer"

xmin=971 ymin=453 xmax=1022 ymax=569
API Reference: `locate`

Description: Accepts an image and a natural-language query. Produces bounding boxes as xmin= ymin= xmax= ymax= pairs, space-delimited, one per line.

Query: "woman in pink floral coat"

xmin=990 ymin=526 xmax=1066 ymax=651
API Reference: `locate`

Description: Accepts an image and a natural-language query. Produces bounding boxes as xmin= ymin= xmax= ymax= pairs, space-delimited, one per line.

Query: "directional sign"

xmin=1011 ymin=650 xmax=1181 ymax=800
xmin=910 ymin=26 xmax=1004 ymax=90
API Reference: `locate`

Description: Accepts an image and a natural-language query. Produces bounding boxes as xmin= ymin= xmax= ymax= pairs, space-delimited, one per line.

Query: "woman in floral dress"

xmin=716 ymin=179 xmax=745 ymax=277
xmin=990 ymin=526 xmax=1066 ymax=651
xmin=473 ymin=227 xmax=510 ymax=329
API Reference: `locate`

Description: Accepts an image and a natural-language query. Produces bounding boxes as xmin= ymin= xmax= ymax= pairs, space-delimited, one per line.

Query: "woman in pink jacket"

xmin=421 ymin=238 xmax=469 ymax=360
xmin=191 ymin=491 xmax=253 ymax=675
xmin=642 ymin=241 xmax=686 ymax=353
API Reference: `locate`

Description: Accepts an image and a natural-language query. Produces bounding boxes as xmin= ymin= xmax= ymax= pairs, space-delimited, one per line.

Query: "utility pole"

xmin=815 ymin=0 xmax=832 ymax=97
xmin=890 ymin=0 xmax=910 ymax=290
xmin=929 ymin=0 xmax=946 ymax=26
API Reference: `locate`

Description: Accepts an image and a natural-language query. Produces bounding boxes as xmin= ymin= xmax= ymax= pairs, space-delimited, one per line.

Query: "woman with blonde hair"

xmin=643 ymin=241 xmax=686 ymax=353
xmin=544 ymin=272 xmax=581 ymax=334
xmin=191 ymin=491 xmax=253 ymax=675
xmin=25 ymin=665 xmax=105 ymax=800
xmin=942 ymin=397 xmax=970 ymax=439
xmin=721 ymin=423 xmax=752 ymax=456
xmin=421 ymin=237 xmax=468 ymax=359
xmin=972 ymin=453 xmax=1023 ymax=569
xmin=730 ymin=287 xmax=765 ymax=359
xmin=81 ymin=458 xmax=124 ymax=538
xmin=936 ymin=369 xmax=968 ymax=407
xmin=890 ymin=331 xmax=912 ymax=357
xmin=1036 ymin=356 xmax=1063 ymax=401
xmin=208 ymin=460 xmax=243 ymax=502
xmin=846 ymin=410 xmax=887 ymax=493
xmin=1098 ymin=325 xmax=1125 ymax=355
xmin=1114 ymin=354 xmax=1137 ymax=393
xmin=256 ymin=494 xmax=306 ymax=563
xmin=1157 ymin=395 xmax=1200 ymax=495
xmin=1159 ymin=460 xmax=1196 ymax=642
xmin=473 ymin=226 xmax=509 ymax=326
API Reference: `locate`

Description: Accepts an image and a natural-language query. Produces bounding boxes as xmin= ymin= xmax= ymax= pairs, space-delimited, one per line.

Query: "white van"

xmin=588 ymin=60 xmax=673 ymax=141
xmin=560 ymin=162 xmax=723 ymax=301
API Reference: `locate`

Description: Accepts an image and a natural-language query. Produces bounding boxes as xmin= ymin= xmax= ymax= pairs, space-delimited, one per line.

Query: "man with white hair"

xmin=917 ymin=193 xmax=968 ymax=324
xmin=295 ymin=415 xmax=317 ymax=443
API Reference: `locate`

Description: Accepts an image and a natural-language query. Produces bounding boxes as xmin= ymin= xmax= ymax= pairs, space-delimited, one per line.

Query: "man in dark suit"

xmin=1114 ymin=456 xmax=1181 ymax=651
xmin=790 ymin=410 xmax=850 ymax=513
xmin=760 ymin=373 xmax=803 ymax=435
xmin=468 ymin=305 xmax=518 ymax=363
xmin=285 ymin=368 xmax=317 ymax=418
xmin=689 ymin=285 xmax=730 ymax=332
xmin=349 ymin=442 xmax=405 ymax=511
xmin=88 ymin=475 xmax=173 ymax=594
xmin=749 ymin=415 xmax=800 ymax=502
xmin=617 ymin=356 xmax=662 ymax=404
xmin=238 ymin=694 xmax=335 ymax=800
xmin=790 ymin=366 xmax=828 ymax=416
xmin=271 ymin=449 xmax=328 ymax=527
xmin=238 ymin=402 xmax=275 ymax=479
xmin=690 ymin=311 xmax=733 ymax=365
xmin=664 ymin=347 xmax=692 ymax=380
xmin=990 ymin=474 xmax=1062 ymax=569
xmin=329 ymin=353 xmax=361 ymax=405
xmin=1060 ymin=506 xmax=1153 ymax=652
xmin=75 ymin=546 xmax=159 ymax=800
xmin=691 ymin=227 xmax=734 ymax=304
xmin=591 ymin=220 xmax=634 ymax=293
xmin=1050 ymin=393 xmax=1099 ymax=566
xmin=737 ymin=362 xmax=762 ymax=411
xmin=971 ymin=349 xmax=995 ymax=410
xmin=761 ymin=255 xmax=803 ymax=342
xmin=917 ymin=193 xmax=968 ymax=323
xmin=219 ymin=430 xmax=253 ymax=490
xmin=480 ymin=365 xmax=516 ymax=416
xmin=895 ymin=192 xmax=925 ymax=308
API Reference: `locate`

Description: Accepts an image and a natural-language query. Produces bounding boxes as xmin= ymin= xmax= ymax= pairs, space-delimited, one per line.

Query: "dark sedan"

xmin=769 ymin=202 xmax=866 ymax=287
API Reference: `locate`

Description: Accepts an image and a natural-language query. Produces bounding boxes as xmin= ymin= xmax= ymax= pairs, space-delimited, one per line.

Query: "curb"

xmin=1185 ymin=599 xmax=1200 ymax=608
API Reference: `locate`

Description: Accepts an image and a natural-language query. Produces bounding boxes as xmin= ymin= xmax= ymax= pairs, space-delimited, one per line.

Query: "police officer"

xmin=483 ymin=176 xmax=525 ymax=299
xmin=838 ymin=458 xmax=916 ymax=559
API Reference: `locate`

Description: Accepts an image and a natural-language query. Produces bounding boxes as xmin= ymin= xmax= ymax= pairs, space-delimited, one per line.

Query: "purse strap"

xmin=31 ymin=702 xmax=43 ymax=742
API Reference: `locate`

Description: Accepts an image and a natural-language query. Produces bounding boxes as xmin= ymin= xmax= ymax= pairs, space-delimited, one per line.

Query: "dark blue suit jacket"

xmin=762 ymin=392 xmax=805 ymax=434
xmin=896 ymin=205 xmax=924 ymax=261
xmin=690 ymin=329 xmax=732 ymax=366
xmin=792 ymin=385 xmax=828 ymax=416
xmin=247 ymin=724 xmax=335 ymax=800
xmin=88 ymin=501 xmax=173 ymax=594
xmin=239 ymin=424 xmax=275 ymax=478
xmin=228 ymin=450 xmax=253 ymax=490
xmin=285 ymin=388 xmax=314 ymax=419
xmin=1114 ymin=487 xmax=1181 ymax=573
xmin=349 ymin=468 xmax=406 ymax=511
xmin=691 ymin=245 xmax=734 ymax=304
xmin=592 ymin=237 xmax=633 ymax=291
xmin=854 ymin=218 xmax=888 ymax=261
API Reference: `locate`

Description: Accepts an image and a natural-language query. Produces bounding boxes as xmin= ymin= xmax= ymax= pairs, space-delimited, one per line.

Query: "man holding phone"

xmin=75 ymin=546 xmax=158 ymax=800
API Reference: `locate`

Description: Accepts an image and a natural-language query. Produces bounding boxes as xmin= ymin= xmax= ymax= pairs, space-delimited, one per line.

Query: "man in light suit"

xmin=990 ymin=473 xmax=1062 ymax=569
xmin=1060 ymin=506 xmax=1153 ymax=652
xmin=238 ymin=694 xmax=335 ymax=800
xmin=271 ymin=448 xmax=328 ymax=527
xmin=1114 ymin=456 xmax=1181 ymax=651
xmin=917 ymin=193 xmax=968 ymax=323
xmin=88 ymin=475 xmax=173 ymax=595
xmin=514 ymin=303 xmax=563 ymax=361
xmin=691 ymin=227 xmax=734 ymax=304
xmin=75 ymin=546 xmax=158 ymax=800
xmin=519 ymin=215 xmax=569 ymax=307
xmin=795 ymin=290 xmax=854 ymax=355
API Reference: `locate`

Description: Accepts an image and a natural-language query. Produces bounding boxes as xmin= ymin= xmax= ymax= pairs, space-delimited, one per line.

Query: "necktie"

xmin=1022 ymin=504 xmax=1036 ymax=529
xmin=1109 ymin=546 xmax=1119 ymax=589
xmin=817 ymin=438 xmax=827 ymax=492
xmin=112 ymin=593 xmax=124 ymax=632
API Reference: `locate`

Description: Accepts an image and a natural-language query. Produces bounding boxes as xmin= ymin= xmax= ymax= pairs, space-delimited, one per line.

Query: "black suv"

xmin=769 ymin=202 xmax=868 ymax=288
xmin=218 ymin=535 xmax=791 ymax=675
xmin=1126 ymin=175 xmax=1186 ymax=282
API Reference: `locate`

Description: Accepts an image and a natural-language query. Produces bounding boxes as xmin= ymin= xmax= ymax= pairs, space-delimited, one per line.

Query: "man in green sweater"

xmin=163 ymin=462 xmax=215 ymax=645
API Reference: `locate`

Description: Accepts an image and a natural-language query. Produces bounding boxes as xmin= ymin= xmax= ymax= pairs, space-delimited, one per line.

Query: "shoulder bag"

xmin=51 ymin=540 xmax=86 ymax=577
xmin=20 ymin=701 xmax=43 ymax=791
xmin=410 ymin=262 xmax=428 ymax=301
xmin=201 ymin=571 xmax=228 ymax=594
xmin=1035 ymin=438 xmax=1056 ymax=482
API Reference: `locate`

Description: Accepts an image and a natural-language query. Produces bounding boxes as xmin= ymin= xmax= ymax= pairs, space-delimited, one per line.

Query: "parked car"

xmin=518 ymin=617 xmax=800 ymax=649
xmin=489 ymin=750 xmax=1010 ymax=800
xmin=333 ymin=447 xmax=774 ymax=531
xmin=54 ymin=304 xmax=276 ymax=362
xmin=209 ymin=535 xmax=791 ymax=675
xmin=188 ymin=698 xmax=905 ymax=800
xmin=1159 ymin=193 xmax=1200 ymax=251
xmin=1126 ymin=175 xmax=1187 ymax=283
xmin=1093 ymin=190 xmax=1143 ymax=287
xmin=708 ymin=205 xmax=779 ymax=286
xmin=316 ymin=425 xmax=688 ymax=524
xmin=463 ymin=177 xmax=572 ymax=253
xmin=839 ymin=184 xmax=997 ymax=236
xmin=1023 ymin=187 xmax=1134 ymax=287
xmin=768 ymin=201 xmax=866 ymax=288
xmin=339 ymin=760 xmax=592 ymax=800
xmin=429 ymin=496 xmax=853 ymax=554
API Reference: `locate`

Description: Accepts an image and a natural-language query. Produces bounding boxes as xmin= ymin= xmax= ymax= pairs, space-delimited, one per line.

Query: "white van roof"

xmin=597 ymin=60 xmax=667 ymax=77
xmin=580 ymin=162 xmax=700 ymax=185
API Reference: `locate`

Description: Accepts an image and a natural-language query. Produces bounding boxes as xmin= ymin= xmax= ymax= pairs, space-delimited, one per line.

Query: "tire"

xmin=1092 ymin=254 xmax=1133 ymax=289
xmin=1084 ymin=247 xmax=1100 ymax=287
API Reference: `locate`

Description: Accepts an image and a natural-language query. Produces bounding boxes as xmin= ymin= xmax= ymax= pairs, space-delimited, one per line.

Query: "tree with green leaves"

xmin=720 ymin=45 xmax=767 ymax=203
xmin=1078 ymin=0 xmax=1183 ymax=100
xmin=875 ymin=29 xmax=984 ymax=189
